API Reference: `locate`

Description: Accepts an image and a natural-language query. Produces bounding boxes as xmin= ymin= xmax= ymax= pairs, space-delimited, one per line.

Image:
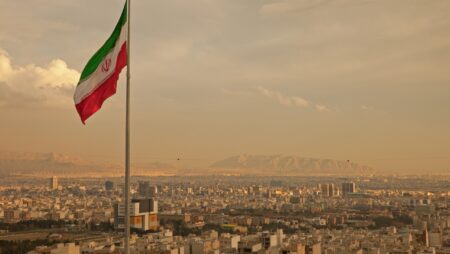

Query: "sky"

xmin=0 ymin=0 xmax=449 ymax=174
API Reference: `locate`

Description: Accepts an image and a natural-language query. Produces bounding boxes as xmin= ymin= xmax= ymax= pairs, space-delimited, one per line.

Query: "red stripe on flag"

xmin=75 ymin=42 xmax=127 ymax=124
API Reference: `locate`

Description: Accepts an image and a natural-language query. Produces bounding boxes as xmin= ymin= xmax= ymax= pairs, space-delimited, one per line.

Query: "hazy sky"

xmin=1 ymin=0 xmax=449 ymax=173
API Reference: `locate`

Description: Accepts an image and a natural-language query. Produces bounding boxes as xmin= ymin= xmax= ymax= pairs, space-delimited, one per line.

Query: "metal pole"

xmin=124 ymin=0 xmax=131 ymax=253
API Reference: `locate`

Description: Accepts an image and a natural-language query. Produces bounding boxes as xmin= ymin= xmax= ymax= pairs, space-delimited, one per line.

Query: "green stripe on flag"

xmin=78 ymin=1 xmax=127 ymax=85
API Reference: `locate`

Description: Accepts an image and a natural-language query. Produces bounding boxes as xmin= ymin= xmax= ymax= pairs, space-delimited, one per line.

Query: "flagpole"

xmin=124 ymin=0 xmax=131 ymax=253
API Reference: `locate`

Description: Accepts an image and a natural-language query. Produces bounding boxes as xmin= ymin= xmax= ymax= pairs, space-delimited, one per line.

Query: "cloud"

xmin=257 ymin=86 xmax=309 ymax=108
xmin=360 ymin=105 xmax=374 ymax=111
xmin=0 ymin=49 xmax=79 ymax=108
xmin=257 ymin=86 xmax=332 ymax=112
xmin=315 ymin=104 xmax=330 ymax=112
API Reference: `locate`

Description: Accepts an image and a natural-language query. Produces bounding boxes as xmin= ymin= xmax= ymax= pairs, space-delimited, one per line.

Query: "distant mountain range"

xmin=209 ymin=154 xmax=375 ymax=176
xmin=0 ymin=151 xmax=374 ymax=177
xmin=0 ymin=151 xmax=175 ymax=177
xmin=0 ymin=151 xmax=117 ymax=177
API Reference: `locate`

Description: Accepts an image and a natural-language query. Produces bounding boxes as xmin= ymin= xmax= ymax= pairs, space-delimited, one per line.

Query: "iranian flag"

xmin=74 ymin=2 xmax=127 ymax=124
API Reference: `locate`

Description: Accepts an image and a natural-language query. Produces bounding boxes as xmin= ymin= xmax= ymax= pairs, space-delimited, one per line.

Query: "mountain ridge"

xmin=0 ymin=151 xmax=375 ymax=177
xmin=209 ymin=154 xmax=375 ymax=176
xmin=0 ymin=151 xmax=175 ymax=177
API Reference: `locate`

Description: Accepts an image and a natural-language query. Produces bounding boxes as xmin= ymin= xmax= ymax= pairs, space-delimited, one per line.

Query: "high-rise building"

xmin=105 ymin=181 xmax=114 ymax=191
xmin=50 ymin=176 xmax=58 ymax=190
xmin=342 ymin=182 xmax=356 ymax=196
xmin=150 ymin=185 xmax=158 ymax=196
xmin=261 ymin=231 xmax=278 ymax=249
xmin=319 ymin=184 xmax=328 ymax=197
xmin=328 ymin=183 xmax=335 ymax=197
xmin=320 ymin=184 xmax=335 ymax=197
xmin=138 ymin=181 xmax=151 ymax=197
xmin=138 ymin=181 xmax=158 ymax=197
xmin=114 ymin=198 xmax=158 ymax=231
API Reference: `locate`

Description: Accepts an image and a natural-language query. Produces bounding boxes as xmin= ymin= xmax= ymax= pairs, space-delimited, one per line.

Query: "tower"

xmin=342 ymin=182 xmax=356 ymax=196
xmin=50 ymin=176 xmax=58 ymax=190
xmin=105 ymin=180 xmax=114 ymax=191
xmin=138 ymin=181 xmax=151 ymax=197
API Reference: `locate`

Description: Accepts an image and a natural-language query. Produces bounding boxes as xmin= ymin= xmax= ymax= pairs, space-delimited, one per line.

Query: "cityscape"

xmin=1 ymin=0 xmax=450 ymax=253
xmin=0 ymin=175 xmax=449 ymax=253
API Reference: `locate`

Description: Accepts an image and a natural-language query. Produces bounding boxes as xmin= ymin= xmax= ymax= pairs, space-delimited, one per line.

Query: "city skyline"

xmin=1 ymin=175 xmax=449 ymax=253
xmin=1 ymin=0 xmax=450 ymax=173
